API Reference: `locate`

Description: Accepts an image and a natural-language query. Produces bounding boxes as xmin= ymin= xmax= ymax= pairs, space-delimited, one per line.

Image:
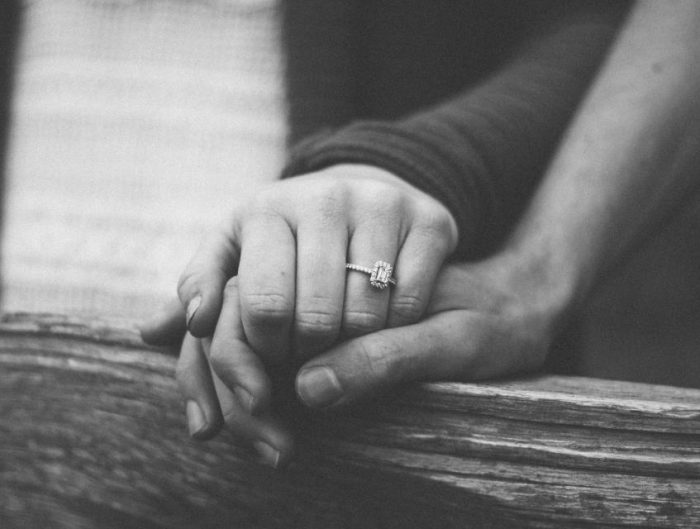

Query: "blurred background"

xmin=2 ymin=0 xmax=287 ymax=319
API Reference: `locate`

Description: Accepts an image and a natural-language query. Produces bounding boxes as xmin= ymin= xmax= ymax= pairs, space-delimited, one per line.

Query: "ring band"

xmin=346 ymin=260 xmax=397 ymax=290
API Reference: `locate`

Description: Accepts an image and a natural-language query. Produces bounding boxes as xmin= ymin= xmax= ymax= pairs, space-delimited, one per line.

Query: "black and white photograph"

xmin=1 ymin=1 xmax=700 ymax=527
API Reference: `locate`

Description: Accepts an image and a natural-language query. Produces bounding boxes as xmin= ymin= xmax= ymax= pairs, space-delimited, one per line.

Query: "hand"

xmin=142 ymin=163 xmax=458 ymax=465
xmin=291 ymin=253 xmax=567 ymax=408
xmin=178 ymin=163 xmax=458 ymax=366
xmin=142 ymin=286 xmax=294 ymax=467
xmin=147 ymin=250 xmax=570 ymax=467
xmin=175 ymin=331 xmax=294 ymax=469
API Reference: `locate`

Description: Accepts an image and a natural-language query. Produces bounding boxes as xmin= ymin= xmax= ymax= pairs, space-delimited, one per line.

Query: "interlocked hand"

xmin=143 ymin=251 xmax=562 ymax=468
xmin=143 ymin=163 xmax=458 ymax=465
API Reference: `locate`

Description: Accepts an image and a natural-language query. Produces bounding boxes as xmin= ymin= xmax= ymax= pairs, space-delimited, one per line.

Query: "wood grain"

xmin=1 ymin=313 xmax=699 ymax=528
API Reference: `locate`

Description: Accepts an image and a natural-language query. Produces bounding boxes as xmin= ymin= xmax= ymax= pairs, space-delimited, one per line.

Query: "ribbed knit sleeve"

xmin=282 ymin=4 xmax=629 ymax=259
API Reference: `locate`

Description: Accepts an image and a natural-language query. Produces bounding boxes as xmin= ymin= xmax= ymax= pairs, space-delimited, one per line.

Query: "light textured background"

xmin=3 ymin=0 xmax=287 ymax=319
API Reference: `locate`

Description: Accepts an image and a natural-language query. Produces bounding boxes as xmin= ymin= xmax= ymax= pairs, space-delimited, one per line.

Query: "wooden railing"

xmin=1 ymin=313 xmax=699 ymax=528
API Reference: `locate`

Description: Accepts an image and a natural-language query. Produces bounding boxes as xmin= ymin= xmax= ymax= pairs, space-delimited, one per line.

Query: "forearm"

xmin=283 ymin=3 xmax=629 ymax=258
xmin=507 ymin=0 xmax=700 ymax=318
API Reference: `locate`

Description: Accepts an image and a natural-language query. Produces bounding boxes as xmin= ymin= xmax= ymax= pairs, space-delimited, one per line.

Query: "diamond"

xmin=370 ymin=261 xmax=393 ymax=289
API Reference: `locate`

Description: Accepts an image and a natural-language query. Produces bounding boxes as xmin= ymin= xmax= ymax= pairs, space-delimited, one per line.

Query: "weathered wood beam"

xmin=1 ymin=313 xmax=699 ymax=528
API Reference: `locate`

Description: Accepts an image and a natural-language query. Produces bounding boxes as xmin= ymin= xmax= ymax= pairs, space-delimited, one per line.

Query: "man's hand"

xmin=293 ymin=255 xmax=563 ymax=408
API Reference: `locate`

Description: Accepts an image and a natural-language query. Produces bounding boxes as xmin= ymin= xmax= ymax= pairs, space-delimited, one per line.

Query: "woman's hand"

xmin=179 ymin=163 xmax=457 ymax=370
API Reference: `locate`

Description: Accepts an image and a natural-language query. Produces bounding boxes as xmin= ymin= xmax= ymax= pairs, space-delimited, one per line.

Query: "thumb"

xmin=294 ymin=310 xmax=538 ymax=409
xmin=294 ymin=311 xmax=507 ymax=409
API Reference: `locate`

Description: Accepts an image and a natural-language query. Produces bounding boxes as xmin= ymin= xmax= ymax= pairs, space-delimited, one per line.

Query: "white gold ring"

xmin=346 ymin=260 xmax=397 ymax=290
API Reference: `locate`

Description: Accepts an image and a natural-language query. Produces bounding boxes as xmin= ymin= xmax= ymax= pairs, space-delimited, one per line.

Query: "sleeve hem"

xmin=282 ymin=121 xmax=488 ymax=258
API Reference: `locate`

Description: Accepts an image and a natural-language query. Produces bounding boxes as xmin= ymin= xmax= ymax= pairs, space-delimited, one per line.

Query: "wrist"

xmin=495 ymin=235 xmax=584 ymax=338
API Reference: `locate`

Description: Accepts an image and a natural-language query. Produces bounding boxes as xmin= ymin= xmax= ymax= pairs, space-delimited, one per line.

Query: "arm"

xmin=506 ymin=0 xmax=700 ymax=318
xmin=283 ymin=2 xmax=630 ymax=258
xmin=292 ymin=0 xmax=700 ymax=408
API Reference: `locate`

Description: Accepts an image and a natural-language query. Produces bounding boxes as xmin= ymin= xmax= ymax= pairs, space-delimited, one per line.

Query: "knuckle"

xmin=316 ymin=193 xmax=345 ymax=223
xmin=243 ymin=291 xmax=293 ymax=329
xmin=367 ymin=183 xmax=404 ymax=212
xmin=295 ymin=306 xmax=341 ymax=341
xmin=243 ymin=196 xmax=285 ymax=226
xmin=414 ymin=205 xmax=458 ymax=251
xmin=390 ymin=293 xmax=425 ymax=324
xmin=249 ymin=185 xmax=281 ymax=211
xmin=354 ymin=337 xmax=398 ymax=383
xmin=246 ymin=208 xmax=283 ymax=229
xmin=343 ymin=309 xmax=386 ymax=337
xmin=301 ymin=182 xmax=348 ymax=224
xmin=308 ymin=179 xmax=346 ymax=203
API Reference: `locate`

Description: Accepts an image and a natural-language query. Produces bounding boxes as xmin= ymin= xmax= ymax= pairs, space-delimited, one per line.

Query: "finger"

xmin=386 ymin=222 xmax=454 ymax=328
xmin=292 ymin=215 xmax=347 ymax=361
xmin=342 ymin=210 xmax=402 ymax=339
xmin=139 ymin=297 xmax=187 ymax=346
xmin=200 ymin=335 xmax=295 ymax=468
xmin=209 ymin=276 xmax=272 ymax=416
xmin=238 ymin=212 xmax=295 ymax=365
xmin=176 ymin=333 xmax=224 ymax=440
xmin=178 ymin=226 xmax=239 ymax=338
xmin=211 ymin=370 xmax=294 ymax=469
xmin=296 ymin=311 xmax=529 ymax=409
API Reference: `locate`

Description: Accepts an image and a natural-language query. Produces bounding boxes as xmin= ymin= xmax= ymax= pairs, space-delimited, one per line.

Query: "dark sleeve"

xmin=0 ymin=0 xmax=21 ymax=210
xmin=281 ymin=3 xmax=630 ymax=259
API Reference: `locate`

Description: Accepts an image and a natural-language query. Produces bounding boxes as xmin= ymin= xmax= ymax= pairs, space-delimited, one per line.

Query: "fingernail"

xmin=254 ymin=441 xmax=281 ymax=469
xmin=186 ymin=400 xmax=207 ymax=438
xmin=235 ymin=386 xmax=256 ymax=415
xmin=186 ymin=296 xmax=202 ymax=328
xmin=296 ymin=367 xmax=343 ymax=408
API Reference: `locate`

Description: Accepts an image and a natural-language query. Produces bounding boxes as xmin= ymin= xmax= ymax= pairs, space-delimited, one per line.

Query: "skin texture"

xmin=141 ymin=1 xmax=700 ymax=467
xmin=145 ymin=254 xmax=564 ymax=467
xmin=177 ymin=164 xmax=458 ymax=359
